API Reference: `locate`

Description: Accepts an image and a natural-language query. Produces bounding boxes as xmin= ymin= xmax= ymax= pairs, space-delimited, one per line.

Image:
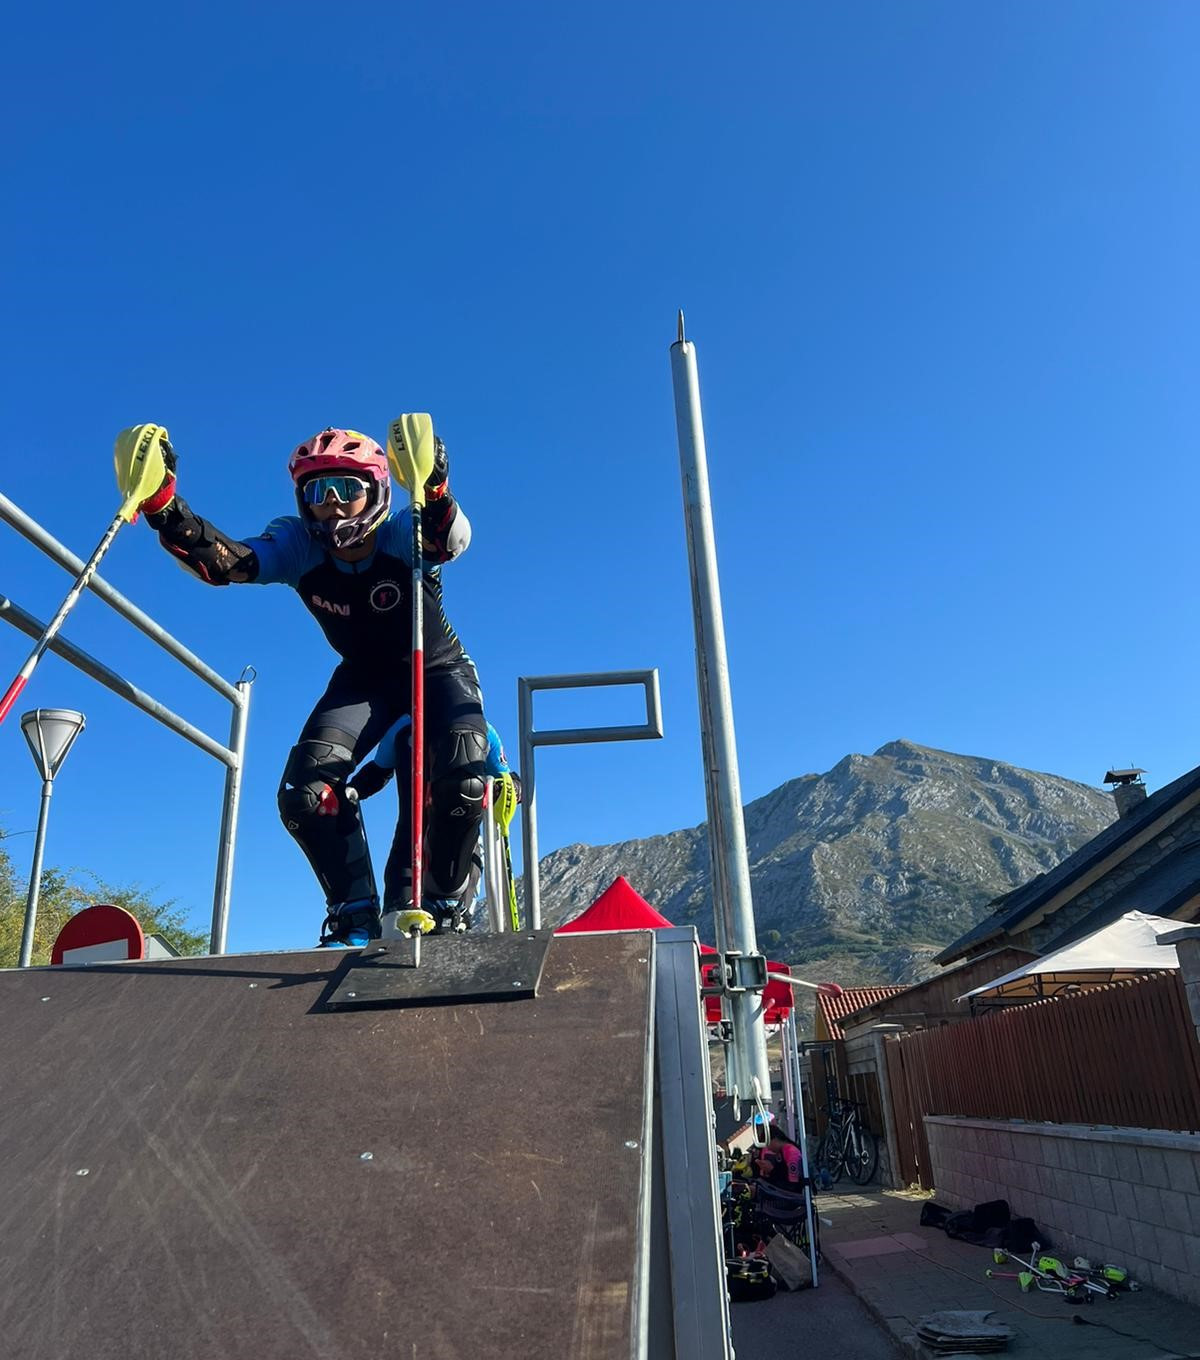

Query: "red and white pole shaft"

xmin=410 ymin=498 xmax=425 ymax=912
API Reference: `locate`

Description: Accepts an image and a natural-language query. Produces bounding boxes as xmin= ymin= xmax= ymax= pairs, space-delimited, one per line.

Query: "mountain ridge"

xmin=532 ymin=739 xmax=1117 ymax=986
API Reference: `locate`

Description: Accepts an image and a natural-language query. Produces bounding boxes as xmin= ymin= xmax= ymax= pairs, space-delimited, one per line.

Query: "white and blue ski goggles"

xmin=300 ymin=474 xmax=372 ymax=506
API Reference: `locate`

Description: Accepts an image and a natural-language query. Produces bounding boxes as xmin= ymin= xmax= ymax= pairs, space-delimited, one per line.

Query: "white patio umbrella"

xmin=957 ymin=910 xmax=1184 ymax=1006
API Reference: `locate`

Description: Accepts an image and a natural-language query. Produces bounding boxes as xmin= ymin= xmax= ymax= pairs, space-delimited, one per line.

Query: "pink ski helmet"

xmin=288 ymin=428 xmax=391 ymax=549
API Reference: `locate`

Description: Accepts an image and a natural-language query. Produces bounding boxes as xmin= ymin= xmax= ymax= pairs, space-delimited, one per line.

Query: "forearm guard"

xmin=146 ymin=495 xmax=259 ymax=585
xmin=421 ymin=493 xmax=469 ymax=563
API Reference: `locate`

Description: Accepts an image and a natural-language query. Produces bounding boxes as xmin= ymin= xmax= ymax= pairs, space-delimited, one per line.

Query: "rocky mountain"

xmin=534 ymin=739 xmax=1117 ymax=987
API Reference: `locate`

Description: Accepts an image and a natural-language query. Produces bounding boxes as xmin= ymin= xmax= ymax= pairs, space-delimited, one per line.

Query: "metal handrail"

xmin=1 ymin=493 xmax=251 ymax=955
xmin=0 ymin=597 xmax=235 ymax=766
xmin=0 ymin=492 xmax=239 ymax=704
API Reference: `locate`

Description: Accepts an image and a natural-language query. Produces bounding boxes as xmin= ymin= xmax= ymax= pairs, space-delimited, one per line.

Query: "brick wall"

xmin=925 ymin=1115 xmax=1200 ymax=1305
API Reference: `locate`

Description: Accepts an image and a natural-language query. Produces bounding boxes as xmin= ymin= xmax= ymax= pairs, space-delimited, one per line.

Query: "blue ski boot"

xmin=318 ymin=900 xmax=382 ymax=948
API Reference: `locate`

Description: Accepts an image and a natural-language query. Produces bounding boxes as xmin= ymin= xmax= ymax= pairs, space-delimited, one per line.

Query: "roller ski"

xmin=1070 ymin=1257 xmax=1138 ymax=1291
xmin=990 ymin=1244 xmax=1118 ymax=1301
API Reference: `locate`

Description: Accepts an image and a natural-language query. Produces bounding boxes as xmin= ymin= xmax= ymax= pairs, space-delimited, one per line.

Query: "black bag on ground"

xmin=944 ymin=1199 xmax=1010 ymax=1247
xmin=919 ymin=1201 xmax=952 ymax=1229
xmin=726 ymin=1257 xmax=776 ymax=1303
xmin=929 ymin=1197 xmax=1050 ymax=1252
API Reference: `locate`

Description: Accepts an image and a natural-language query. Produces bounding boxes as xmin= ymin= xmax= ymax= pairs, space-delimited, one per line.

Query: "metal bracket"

xmin=723 ymin=951 xmax=768 ymax=993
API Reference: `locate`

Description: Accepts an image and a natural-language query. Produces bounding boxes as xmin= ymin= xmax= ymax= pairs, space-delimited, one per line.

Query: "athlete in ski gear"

xmin=140 ymin=428 xmax=488 ymax=947
xmin=348 ymin=717 xmax=520 ymax=932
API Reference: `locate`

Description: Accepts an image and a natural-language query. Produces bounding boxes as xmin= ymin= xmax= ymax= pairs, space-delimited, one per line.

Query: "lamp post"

xmin=18 ymin=708 xmax=85 ymax=967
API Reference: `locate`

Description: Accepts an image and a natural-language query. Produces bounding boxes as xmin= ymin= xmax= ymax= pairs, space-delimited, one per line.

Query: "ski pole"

xmin=493 ymin=772 xmax=521 ymax=931
xmin=0 ymin=424 xmax=170 ymax=726
xmin=387 ymin=414 xmax=437 ymax=917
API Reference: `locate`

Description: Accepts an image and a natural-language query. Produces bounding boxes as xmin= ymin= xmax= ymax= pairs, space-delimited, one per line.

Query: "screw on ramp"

xmin=0 ymin=933 xmax=674 ymax=1360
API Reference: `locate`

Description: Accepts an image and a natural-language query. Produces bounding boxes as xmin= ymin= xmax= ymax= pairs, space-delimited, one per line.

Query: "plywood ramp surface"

xmin=0 ymin=933 xmax=654 ymax=1360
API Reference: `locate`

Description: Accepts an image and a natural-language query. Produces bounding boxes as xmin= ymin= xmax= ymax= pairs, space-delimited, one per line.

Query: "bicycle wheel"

xmin=813 ymin=1131 xmax=829 ymax=1176
xmin=847 ymin=1123 xmax=879 ymax=1185
xmin=815 ymin=1128 xmax=844 ymax=1183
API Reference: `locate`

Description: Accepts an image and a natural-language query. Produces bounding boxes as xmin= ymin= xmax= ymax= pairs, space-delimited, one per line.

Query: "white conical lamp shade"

xmin=20 ymin=708 xmax=86 ymax=781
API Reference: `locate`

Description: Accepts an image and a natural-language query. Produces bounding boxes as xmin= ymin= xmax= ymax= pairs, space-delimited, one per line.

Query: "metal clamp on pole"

xmin=722 ymin=951 xmax=768 ymax=993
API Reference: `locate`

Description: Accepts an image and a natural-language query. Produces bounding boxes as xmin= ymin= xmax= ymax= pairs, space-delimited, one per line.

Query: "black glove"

xmin=424 ymin=437 xmax=449 ymax=500
xmin=346 ymin=760 xmax=393 ymax=802
xmin=139 ymin=436 xmax=178 ymax=519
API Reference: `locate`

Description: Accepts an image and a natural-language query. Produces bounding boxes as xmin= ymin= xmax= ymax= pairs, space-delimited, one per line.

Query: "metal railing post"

xmin=210 ymin=672 xmax=253 ymax=955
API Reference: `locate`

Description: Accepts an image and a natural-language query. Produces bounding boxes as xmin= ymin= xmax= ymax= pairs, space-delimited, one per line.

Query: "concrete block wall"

xmin=926 ymin=1115 xmax=1200 ymax=1306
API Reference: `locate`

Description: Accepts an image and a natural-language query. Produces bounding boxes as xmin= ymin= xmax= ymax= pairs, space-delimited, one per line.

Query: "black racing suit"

xmin=149 ymin=493 xmax=488 ymax=922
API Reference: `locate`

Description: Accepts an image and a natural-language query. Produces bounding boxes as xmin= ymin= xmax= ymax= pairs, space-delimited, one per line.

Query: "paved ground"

xmin=816 ymin=1187 xmax=1200 ymax=1359
xmin=729 ymin=1266 xmax=903 ymax=1358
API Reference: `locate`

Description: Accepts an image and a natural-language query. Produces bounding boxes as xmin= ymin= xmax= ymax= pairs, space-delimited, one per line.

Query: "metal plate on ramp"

xmin=324 ymin=929 xmax=553 ymax=1008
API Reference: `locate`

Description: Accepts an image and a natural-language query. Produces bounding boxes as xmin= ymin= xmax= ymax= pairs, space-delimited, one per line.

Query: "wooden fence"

xmin=884 ymin=970 xmax=1200 ymax=1189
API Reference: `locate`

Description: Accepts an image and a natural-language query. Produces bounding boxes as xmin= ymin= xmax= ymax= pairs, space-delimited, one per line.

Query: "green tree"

xmin=0 ymin=831 xmax=207 ymax=967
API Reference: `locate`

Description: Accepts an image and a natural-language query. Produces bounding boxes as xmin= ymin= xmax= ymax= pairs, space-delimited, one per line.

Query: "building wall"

xmin=926 ymin=1115 xmax=1200 ymax=1306
xmin=1023 ymin=804 xmax=1200 ymax=952
xmin=840 ymin=948 xmax=1038 ymax=1039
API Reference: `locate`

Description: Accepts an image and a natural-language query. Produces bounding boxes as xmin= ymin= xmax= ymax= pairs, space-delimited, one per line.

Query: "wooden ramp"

xmin=0 ymin=933 xmax=662 ymax=1360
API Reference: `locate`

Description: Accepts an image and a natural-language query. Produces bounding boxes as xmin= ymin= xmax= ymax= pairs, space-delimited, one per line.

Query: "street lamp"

xmin=18 ymin=708 xmax=85 ymax=967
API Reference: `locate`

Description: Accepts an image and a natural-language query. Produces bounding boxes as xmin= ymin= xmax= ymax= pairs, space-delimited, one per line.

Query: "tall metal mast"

xmin=669 ymin=313 xmax=771 ymax=1103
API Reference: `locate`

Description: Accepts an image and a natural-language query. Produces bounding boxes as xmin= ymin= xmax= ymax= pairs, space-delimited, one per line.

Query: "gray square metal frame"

xmin=518 ymin=669 xmax=662 ymax=929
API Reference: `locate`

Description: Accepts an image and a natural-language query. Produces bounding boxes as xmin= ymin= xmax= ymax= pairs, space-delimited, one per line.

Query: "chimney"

xmin=1104 ymin=767 xmax=1148 ymax=819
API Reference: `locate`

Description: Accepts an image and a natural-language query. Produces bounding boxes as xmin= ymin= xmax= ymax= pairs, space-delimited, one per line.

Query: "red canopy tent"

xmin=554 ymin=876 xmax=795 ymax=1022
xmin=554 ymin=875 xmax=674 ymax=933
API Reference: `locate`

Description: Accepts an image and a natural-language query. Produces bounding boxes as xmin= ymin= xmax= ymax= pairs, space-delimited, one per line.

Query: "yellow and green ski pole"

xmin=493 ymin=772 xmax=521 ymax=931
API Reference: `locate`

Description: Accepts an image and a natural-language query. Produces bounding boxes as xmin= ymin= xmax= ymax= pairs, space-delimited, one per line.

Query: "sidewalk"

xmin=817 ymin=1188 xmax=1200 ymax=1360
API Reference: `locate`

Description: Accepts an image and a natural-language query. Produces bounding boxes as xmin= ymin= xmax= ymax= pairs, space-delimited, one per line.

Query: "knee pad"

xmin=429 ymin=726 xmax=489 ymax=815
xmin=277 ymin=737 xmax=356 ymax=832
xmin=426 ymin=727 xmax=488 ymax=895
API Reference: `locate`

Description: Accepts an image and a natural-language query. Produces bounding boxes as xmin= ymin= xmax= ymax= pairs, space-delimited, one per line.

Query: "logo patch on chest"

xmin=311 ymin=594 xmax=350 ymax=617
xmin=370 ymin=580 xmax=403 ymax=613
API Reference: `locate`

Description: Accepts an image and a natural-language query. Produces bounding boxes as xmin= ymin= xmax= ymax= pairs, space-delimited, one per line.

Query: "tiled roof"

xmin=934 ymin=762 xmax=1200 ymax=966
xmin=816 ymin=985 xmax=906 ymax=1040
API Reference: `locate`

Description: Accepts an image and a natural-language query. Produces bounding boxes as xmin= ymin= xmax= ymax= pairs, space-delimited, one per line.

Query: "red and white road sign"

xmin=51 ymin=904 xmax=145 ymax=966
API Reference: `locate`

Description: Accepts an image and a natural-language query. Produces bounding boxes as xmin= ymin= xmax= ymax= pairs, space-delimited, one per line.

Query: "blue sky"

xmin=2 ymin=2 xmax=1196 ymax=952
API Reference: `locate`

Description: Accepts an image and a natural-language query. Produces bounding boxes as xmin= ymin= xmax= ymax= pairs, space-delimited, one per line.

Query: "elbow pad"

xmin=147 ymin=495 xmax=259 ymax=585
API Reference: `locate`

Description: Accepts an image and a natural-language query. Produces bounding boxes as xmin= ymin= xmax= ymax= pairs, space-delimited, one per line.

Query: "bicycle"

xmin=814 ymin=1097 xmax=878 ymax=1186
